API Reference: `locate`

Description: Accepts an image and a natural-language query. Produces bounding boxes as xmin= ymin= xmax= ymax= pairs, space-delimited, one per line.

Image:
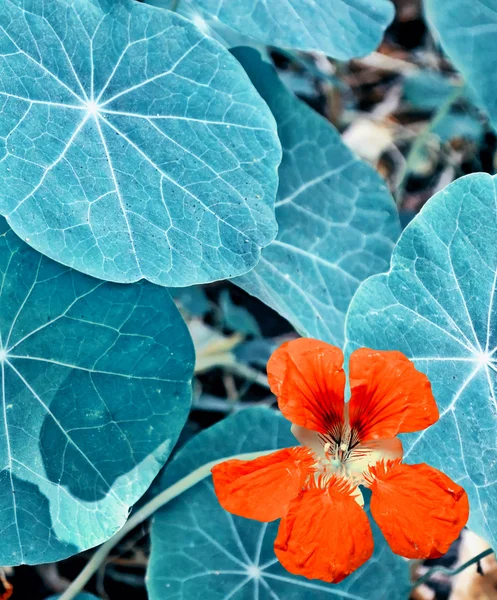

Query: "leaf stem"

xmin=395 ymin=84 xmax=464 ymax=207
xmin=412 ymin=548 xmax=494 ymax=588
xmin=170 ymin=0 xmax=180 ymax=10
xmin=58 ymin=450 xmax=273 ymax=600
xmin=223 ymin=362 xmax=271 ymax=389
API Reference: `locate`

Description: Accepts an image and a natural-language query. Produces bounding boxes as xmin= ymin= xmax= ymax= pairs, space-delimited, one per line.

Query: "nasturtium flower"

xmin=211 ymin=338 xmax=469 ymax=583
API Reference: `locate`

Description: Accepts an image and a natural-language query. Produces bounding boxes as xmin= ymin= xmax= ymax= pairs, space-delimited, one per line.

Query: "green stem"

xmin=412 ymin=548 xmax=494 ymax=588
xmin=194 ymin=356 xmax=270 ymax=389
xmin=58 ymin=450 xmax=272 ymax=600
xmin=395 ymin=84 xmax=464 ymax=207
xmin=170 ymin=0 xmax=180 ymax=10
xmin=224 ymin=362 xmax=271 ymax=389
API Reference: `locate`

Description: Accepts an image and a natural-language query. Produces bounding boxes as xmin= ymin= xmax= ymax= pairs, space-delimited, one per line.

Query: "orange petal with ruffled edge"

xmin=274 ymin=476 xmax=374 ymax=582
xmin=267 ymin=338 xmax=345 ymax=435
xmin=211 ymin=447 xmax=315 ymax=522
xmin=369 ymin=461 xmax=469 ymax=559
xmin=348 ymin=348 xmax=439 ymax=442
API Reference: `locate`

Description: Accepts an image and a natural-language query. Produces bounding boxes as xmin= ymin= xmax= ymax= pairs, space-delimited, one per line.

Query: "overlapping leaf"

xmin=346 ymin=173 xmax=497 ymax=548
xmin=0 ymin=218 xmax=194 ymax=565
xmin=176 ymin=0 xmax=394 ymax=59
xmin=0 ymin=0 xmax=280 ymax=286
xmin=147 ymin=408 xmax=410 ymax=600
xmin=233 ymin=49 xmax=400 ymax=346
xmin=425 ymin=0 xmax=497 ymax=129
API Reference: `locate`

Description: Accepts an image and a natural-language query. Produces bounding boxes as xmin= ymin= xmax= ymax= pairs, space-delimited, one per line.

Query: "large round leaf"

xmin=346 ymin=173 xmax=497 ymax=548
xmin=232 ymin=48 xmax=400 ymax=346
xmin=147 ymin=408 xmax=410 ymax=600
xmin=176 ymin=0 xmax=394 ymax=59
xmin=425 ymin=0 xmax=497 ymax=129
xmin=0 ymin=218 xmax=194 ymax=565
xmin=0 ymin=0 xmax=280 ymax=286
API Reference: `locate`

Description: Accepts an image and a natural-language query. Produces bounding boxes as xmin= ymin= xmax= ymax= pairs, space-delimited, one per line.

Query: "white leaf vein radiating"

xmin=0 ymin=0 xmax=280 ymax=287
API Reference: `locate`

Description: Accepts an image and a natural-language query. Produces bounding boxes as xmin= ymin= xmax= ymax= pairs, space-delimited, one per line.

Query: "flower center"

xmin=315 ymin=424 xmax=401 ymax=488
xmin=320 ymin=424 xmax=360 ymax=465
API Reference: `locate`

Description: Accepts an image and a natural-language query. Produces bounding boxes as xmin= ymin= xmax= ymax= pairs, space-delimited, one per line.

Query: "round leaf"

xmin=425 ymin=0 xmax=497 ymax=129
xmin=148 ymin=408 xmax=410 ymax=600
xmin=346 ymin=173 xmax=497 ymax=548
xmin=233 ymin=48 xmax=400 ymax=346
xmin=0 ymin=218 xmax=194 ymax=565
xmin=181 ymin=0 xmax=394 ymax=59
xmin=0 ymin=0 xmax=280 ymax=286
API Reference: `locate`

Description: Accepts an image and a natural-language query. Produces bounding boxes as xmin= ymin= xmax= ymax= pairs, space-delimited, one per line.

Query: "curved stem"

xmin=224 ymin=362 xmax=271 ymax=389
xmin=413 ymin=548 xmax=494 ymax=589
xmin=58 ymin=450 xmax=272 ymax=600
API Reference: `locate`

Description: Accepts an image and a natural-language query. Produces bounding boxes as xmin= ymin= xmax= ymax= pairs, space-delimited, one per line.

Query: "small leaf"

xmin=346 ymin=173 xmax=497 ymax=549
xmin=233 ymin=48 xmax=400 ymax=346
xmin=425 ymin=0 xmax=497 ymax=129
xmin=0 ymin=0 xmax=281 ymax=286
xmin=170 ymin=286 xmax=211 ymax=318
xmin=219 ymin=289 xmax=261 ymax=337
xmin=433 ymin=111 xmax=484 ymax=143
xmin=235 ymin=338 xmax=276 ymax=368
xmin=147 ymin=407 xmax=411 ymax=600
xmin=0 ymin=218 xmax=194 ymax=565
xmin=404 ymin=70 xmax=459 ymax=111
xmin=181 ymin=0 xmax=395 ymax=59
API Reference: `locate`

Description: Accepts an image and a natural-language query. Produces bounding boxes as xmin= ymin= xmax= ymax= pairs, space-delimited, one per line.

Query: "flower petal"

xmin=291 ymin=424 xmax=325 ymax=458
xmin=274 ymin=477 xmax=374 ymax=582
xmin=267 ymin=338 xmax=345 ymax=434
xmin=211 ymin=447 xmax=315 ymax=522
xmin=348 ymin=348 xmax=439 ymax=442
xmin=369 ymin=461 xmax=469 ymax=559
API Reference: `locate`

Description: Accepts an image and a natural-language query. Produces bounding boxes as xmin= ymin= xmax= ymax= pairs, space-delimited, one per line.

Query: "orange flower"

xmin=212 ymin=338 xmax=469 ymax=583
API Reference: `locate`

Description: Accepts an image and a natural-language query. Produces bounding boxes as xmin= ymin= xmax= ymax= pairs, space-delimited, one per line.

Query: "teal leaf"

xmin=345 ymin=173 xmax=497 ymax=548
xmin=0 ymin=0 xmax=281 ymax=287
xmin=232 ymin=48 xmax=400 ymax=346
xmin=235 ymin=338 xmax=275 ymax=367
xmin=145 ymin=0 xmax=272 ymax=52
xmin=425 ymin=0 xmax=497 ymax=129
xmin=0 ymin=217 xmax=194 ymax=565
xmin=147 ymin=407 xmax=411 ymax=600
xmin=433 ymin=111 xmax=484 ymax=143
xmin=170 ymin=286 xmax=211 ymax=318
xmin=180 ymin=0 xmax=395 ymax=59
xmin=219 ymin=289 xmax=261 ymax=337
xmin=403 ymin=70 xmax=459 ymax=111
